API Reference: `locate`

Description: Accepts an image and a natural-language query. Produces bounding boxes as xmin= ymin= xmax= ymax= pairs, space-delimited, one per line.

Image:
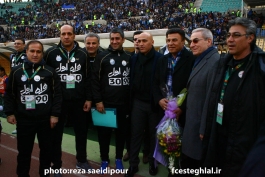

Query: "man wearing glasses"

xmin=181 ymin=27 xmax=219 ymax=173
xmin=203 ymin=17 xmax=265 ymax=176
xmin=131 ymin=31 xmax=143 ymax=55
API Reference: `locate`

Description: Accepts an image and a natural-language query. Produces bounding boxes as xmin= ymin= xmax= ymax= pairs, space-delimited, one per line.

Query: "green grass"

xmin=0 ymin=117 xmax=168 ymax=177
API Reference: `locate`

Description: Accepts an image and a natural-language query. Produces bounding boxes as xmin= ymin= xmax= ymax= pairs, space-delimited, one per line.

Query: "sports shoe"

xmin=115 ymin=159 xmax=124 ymax=170
xmin=100 ymin=161 xmax=108 ymax=170
xmin=76 ymin=161 xmax=92 ymax=171
xmin=12 ymin=129 xmax=17 ymax=134
xmin=100 ymin=161 xmax=109 ymax=174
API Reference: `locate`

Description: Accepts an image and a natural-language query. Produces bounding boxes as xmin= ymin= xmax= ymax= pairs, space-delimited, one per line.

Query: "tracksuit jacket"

xmin=4 ymin=59 xmax=62 ymax=120
xmin=92 ymin=45 xmax=131 ymax=105
xmin=44 ymin=41 xmax=92 ymax=101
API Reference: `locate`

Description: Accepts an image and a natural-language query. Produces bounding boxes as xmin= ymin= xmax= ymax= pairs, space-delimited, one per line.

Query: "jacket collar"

xmin=107 ymin=45 xmax=124 ymax=53
xmin=24 ymin=57 xmax=45 ymax=69
xmin=58 ymin=41 xmax=78 ymax=52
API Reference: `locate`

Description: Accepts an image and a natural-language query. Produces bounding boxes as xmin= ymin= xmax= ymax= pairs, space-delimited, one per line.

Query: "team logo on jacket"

xmin=20 ymin=83 xmax=48 ymax=104
xmin=110 ymin=59 xmax=115 ymax=65
xmin=108 ymin=67 xmax=130 ymax=86
xmin=122 ymin=60 xmax=127 ymax=66
xmin=21 ymin=75 xmax=27 ymax=82
xmin=238 ymin=71 xmax=244 ymax=78
xmin=56 ymin=55 xmax=62 ymax=62
xmin=71 ymin=57 xmax=75 ymax=62
xmin=34 ymin=75 xmax=41 ymax=82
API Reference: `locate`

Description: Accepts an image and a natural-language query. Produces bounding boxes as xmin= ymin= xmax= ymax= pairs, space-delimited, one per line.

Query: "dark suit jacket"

xmin=130 ymin=48 xmax=163 ymax=111
xmin=153 ymin=47 xmax=195 ymax=126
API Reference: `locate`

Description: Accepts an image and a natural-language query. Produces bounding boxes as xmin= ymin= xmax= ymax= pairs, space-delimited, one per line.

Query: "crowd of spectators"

xmin=0 ymin=0 xmax=264 ymax=44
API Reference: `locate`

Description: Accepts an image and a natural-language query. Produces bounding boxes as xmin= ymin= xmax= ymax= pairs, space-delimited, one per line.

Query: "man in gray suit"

xmin=181 ymin=28 xmax=219 ymax=173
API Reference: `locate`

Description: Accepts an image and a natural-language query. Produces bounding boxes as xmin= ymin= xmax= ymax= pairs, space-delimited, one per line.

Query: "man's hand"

xmin=7 ymin=115 xmax=16 ymax=124
xmin=200 ymin=134 xmax=204 ymax=140
xmin=96 ymin=102 xmax=105 ymax=114
xmin=173 ymin=108 xmax=182 ymax=121
xmin=159 ymin=98 xmax=169 ymax=110
xmin=83 ymin=101 xmax=92 ymax=112
xmin=50 ymin=116 xmax=58 ymax=129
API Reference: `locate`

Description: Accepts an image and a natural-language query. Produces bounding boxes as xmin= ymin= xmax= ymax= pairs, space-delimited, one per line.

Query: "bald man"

xmin=126 ymin=32 xmax=163 ymax=177
xmin=44 ymin=24 xmax=93 ymax=174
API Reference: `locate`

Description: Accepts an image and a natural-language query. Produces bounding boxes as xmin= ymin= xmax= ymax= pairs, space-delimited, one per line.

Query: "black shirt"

xmin=218 ymin=54 xmax=251 ymax=136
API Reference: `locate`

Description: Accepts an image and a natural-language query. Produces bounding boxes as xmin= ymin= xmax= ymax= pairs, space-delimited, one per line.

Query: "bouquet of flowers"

xmin=154 ymin=93 xmax=183 ymax=173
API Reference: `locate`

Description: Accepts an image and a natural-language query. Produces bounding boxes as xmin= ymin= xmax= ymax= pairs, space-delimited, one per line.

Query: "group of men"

xmin=2 ymin=17 xmax=265 ymax=177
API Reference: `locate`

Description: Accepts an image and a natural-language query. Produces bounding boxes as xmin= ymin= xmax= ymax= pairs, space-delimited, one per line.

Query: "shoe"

xmin=12 ymin=129 xmax=17 ymax=134
xmin=100 ymin=161 xmax=109 ymax=174
xmin=76 ymin=161 xmax=92 ymax=171
xmin=142 ymin=154 xmax=148 ymax=164
xmin=149 ymin=162 xmax=158 ymax=176
xmin=124 ymin=166 xmax=138 ymax=177
xmin=115 ymin=159 xmax=124 ymax=170
xmin=123 ymin=152 xmax=130 ymax=161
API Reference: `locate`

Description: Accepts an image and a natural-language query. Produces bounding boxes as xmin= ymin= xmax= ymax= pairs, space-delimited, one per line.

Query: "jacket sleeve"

xmin=51 ymin=69 xmax=62 ymax=117
xmin=153 ymin=56 xmax=165 ymax=106
xmin=84 ymin=51 xmax=92 ymax=101
xmin=4 ymin=69 xmax=17 ymax=116
xmin=199 ymin=52 xmax=220 ymax=135
xmin=43 ymin=49 xmax=51 ymax=66
xmin=92 ymin=54 xmax=103 ymax=103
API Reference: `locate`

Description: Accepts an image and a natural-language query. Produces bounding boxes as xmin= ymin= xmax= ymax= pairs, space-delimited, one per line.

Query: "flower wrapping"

xmin=153 ymin=98 xmax=182 ymax=171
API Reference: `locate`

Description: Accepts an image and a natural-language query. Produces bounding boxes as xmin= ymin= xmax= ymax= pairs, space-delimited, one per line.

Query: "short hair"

xmin=0 ymin=66 xmax=5 ymax=72
xmin=133 ymin=31 xmax=143 ymax=38
xmin=60 ymin=24 xmax=75 ymax=34
xmin=110 ymin=28 xmax=124 ymax=38
xmin=166 ymin=28 xmax=185 ymax=41
xmin=228 ymin=17 xmax=257 ymax=49
xmin=84 ymin=33 xmax=100 ymax=43
xmin=168 ymin=25 xmax=179 ymax=29
xmin=25 ymin=40 xmax=44 ymax=53
xmin=192 ymin=28 xmax=213 ymax=42
xmin=15 ymin=37 xmax=25 ymax=44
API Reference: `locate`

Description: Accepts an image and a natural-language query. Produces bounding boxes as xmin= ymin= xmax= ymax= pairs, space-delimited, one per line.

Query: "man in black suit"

xmin=131 ymin=31 xmax=143 ymax=55
xmin=153 ymin=28 xmax=195 ymax=177
xmin=153 ymin=28 xmax=195 ymax=127
xmin=123 ymin=30 xmax=150 ymax=164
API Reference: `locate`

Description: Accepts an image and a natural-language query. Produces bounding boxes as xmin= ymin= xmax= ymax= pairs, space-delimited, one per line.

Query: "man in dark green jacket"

xmin=203 ymin=17 xmax=265 ymax=177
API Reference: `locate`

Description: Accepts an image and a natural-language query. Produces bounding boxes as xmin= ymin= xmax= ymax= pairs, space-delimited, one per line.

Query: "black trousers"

xmin=125 ymin=120 xmax=150 ymax=156
xmin=17 ymin=119 xmax=51 ymax=177
xmin=97 ymin=103 xmax=129 ymax=161
xmin=178 ymin=153 xmax=202 ymax=177
xmin=129 ymin=99 xmax=159 ymax=167
xmin=51 ymin=100 xmax=88 ymax=169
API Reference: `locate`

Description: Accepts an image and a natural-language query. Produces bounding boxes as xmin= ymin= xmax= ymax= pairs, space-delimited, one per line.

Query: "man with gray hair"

xmin=83 ymin=33 xmax=103 ymax=134
xmin=181 ymin=27 xmax=219 ymax=173
xmin=203 ymin=17 xmax=265 ymax=176
xmin=83 ymin=33 xmax=103 ymax=69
